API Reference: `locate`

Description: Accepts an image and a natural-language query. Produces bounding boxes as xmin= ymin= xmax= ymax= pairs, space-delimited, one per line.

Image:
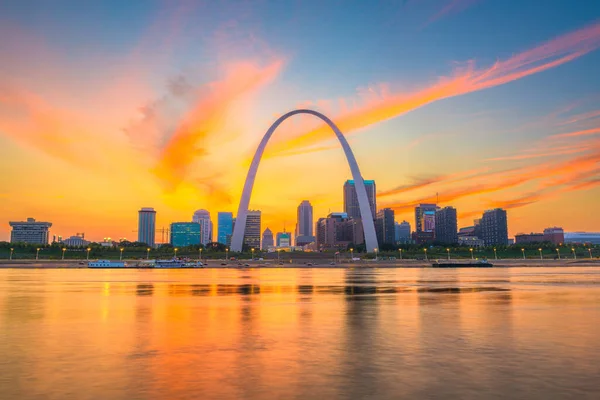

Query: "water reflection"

xmin=0 ymin=267 xmax=599 ymax=399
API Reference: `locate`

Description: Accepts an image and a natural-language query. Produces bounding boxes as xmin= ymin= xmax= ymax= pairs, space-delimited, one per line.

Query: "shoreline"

xmin=1 ymin=259 xmax=599 ymax=269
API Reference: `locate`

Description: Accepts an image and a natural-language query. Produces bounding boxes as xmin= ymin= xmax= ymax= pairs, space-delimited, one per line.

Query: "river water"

xmin=0 ymin=267 xmax=599 ymax=399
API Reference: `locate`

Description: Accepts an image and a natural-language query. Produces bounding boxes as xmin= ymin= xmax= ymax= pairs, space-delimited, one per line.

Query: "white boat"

xmin=88 ymin=260 xmax=127 ymax=268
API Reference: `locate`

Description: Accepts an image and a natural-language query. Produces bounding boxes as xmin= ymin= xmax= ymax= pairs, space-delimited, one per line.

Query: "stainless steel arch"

xmin=230 ymin=109 xmax=379 ymax=253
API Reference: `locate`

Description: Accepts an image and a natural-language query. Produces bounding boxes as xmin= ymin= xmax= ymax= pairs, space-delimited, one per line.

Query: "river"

xmin=1 ymin=267 xmax=599 ymax=399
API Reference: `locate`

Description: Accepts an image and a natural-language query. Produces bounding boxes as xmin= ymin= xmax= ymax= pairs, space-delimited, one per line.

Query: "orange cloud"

xmin=152 ymin=59 xmax=284 ymax=189
xmin=378 ymin=167 xmax=487 ymax=197
xmin=264 ymin=22 xmax=600 ymax=157
xmin=381 ymin=144 xmax=600 ymax=215
xmin=550 ymin=127 xmax=600 ymax=139
xmin=0 ymin=88 xmax=114 ymax=168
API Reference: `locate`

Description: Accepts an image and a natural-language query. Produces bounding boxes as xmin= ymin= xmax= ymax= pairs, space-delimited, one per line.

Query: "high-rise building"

xmin=375 ymin=208 xmax=395 ymax=245
xmin=9 ymin=218 xmax=52 ymax=244
xmin=262 ymin=228 xmax=274 ymax=250
xmin=343 ymin=180 xmax=376 ymax=220
xmin=217 ymin=212 xmax=234 ymax=245
xmin=435 ymin=206 xmax=458 ymax=244
xmin=138 ymin=208 xmax=156 ymax=247
xmin=415 ymin=204 xmax=439 ymax=233
xmin=170 ymin=222 xmax=201 ymax=247
xmin=244 ymin=210 xmax=261 ymax=249
xmin=295 ymin=200 xmax=315 ymax=246
xmin=543 ymin=227 xmax=565 ymax=245
xmin=315 ymin=212 xmax=363 ymax=250
xmin=193 ymin=209 xmax=212 ymax=245
xmin=395 ymin=221 xmax=411 ymax=244
xmin=480 ymin=208 xmax=508 ymax=246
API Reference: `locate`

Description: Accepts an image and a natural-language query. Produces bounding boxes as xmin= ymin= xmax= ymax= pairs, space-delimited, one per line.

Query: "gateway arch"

xmin=230 ymin=109 xmax=379 ymax=253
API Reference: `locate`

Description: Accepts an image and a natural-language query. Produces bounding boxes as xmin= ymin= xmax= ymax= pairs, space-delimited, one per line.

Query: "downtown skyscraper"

xmin=295 ymin=200 xmax=314 ymax=246
xmin=375 ymin=208 xmax=395 ymax=245
xmin=193 ymin=209 xmax=212 ymax=245
xmin=435 ymin=206 xmax=458 ymax=244
xmin=243 ymin=210 xmax=261 ymax=249
xmin=343 ymin=180 xmax=376 ymax=220
xmin=138 ymin=208 xmax=156 ymax=247
xmin=217 ymin=212 xmax=234 ymax=245
xmin=414 ymin=204 xmax=439 ymax=244
xmin=480 ymin=208 xmax=509 ymax=246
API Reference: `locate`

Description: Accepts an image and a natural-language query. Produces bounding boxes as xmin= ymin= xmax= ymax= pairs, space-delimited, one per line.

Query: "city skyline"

xmin=2 ymin=1 xmax=600 ymax=241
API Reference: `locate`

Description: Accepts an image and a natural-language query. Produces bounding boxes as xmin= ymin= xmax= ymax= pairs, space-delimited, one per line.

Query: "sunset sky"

xmin=1 ymin=0 xmax=600 ymax=242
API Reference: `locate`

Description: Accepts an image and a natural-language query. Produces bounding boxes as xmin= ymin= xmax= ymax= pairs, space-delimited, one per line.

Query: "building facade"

xmin=9 ymin=218 xmax=52 ymax=244
xmin=170 ymin=222 xmax=201 ymax=247
xmin=217 ymin=212 xmax=234 ymax=245
xmin=375 ymin=208 xmax=395 ymax=246
xmin=243 ymin=210 xmax=261 ymax=249
xmin=62 ymin=234 xmax=89 ymax=247
xmin=543 ymin=227 xmax=565 ymax=245
xmin=193 ymin=209 xmax=212 ymax=245
xmin=295 ymin=200 xmax=315 ymax=246
xmin=262 ymin=228 xmax=274 ymax=250
xmin=515 ymin=233 xmax=545 ymax=244
xmin=435 ymin=206 xmax=458 ymax=244
xmin=315 ymin=212 xmax=363 ymax=250
xmin=343 ymin=180 xmax=376 ymax=220
xmin=138 ymin=208 xmax=156 ymax=247
xmin=564 ymin=232 xmax=600 ymax=245
xmin=276 ymin=231 xmax=292 ymax=247
xmin=395 ymin=221 xmax=411 ymax=244
xmin=415 ymin=204 xmax=439 ymax=234
xmin=479 ymin=208 xmax=509 ymax=246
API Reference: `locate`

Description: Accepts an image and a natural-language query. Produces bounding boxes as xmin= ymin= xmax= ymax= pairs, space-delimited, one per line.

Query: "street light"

xmin=446 ymin=248 xmax=450 ymax=260
xmin=493 ymin=248 xmax=497 ymax=260
xmin=538 ymin=248 xmax=543 ymax=260
xmin=174 ymin=248 xmax=178 ymax=258
xmin=199 ymin=247 xmax=203 ymax=262
xmin=374 ymin=248 xmax=378 ymax=261
xmin=469 ymin=248 xmax=474 ymax=260
xmin=399 ymin=248 xmax=403 ymax=260
xmin=588 ymin=248 xmax=593 ymax=259
xmin=571 ymin=247 xmax=577 ymax=260
xmin=9 ymin=248 xmax=14 ymax=261
xmin=556 ymin=248 xmax=561 ymax=260
xmin=120 ymin=247 xmax=124 ymax=261
xmin=147 ymin=248 xmax=151 ymax=260
xmin=521 ymin=248 xmax=525 ymax=260
xmin=62 ymin=247 xmax=66 ymax=260
xmin=251 ymin=248 xmax=255 ymax=260
xmin=225 ymin=248 xmax=228 ymax=263
xmin=87 ymin=247 xmax=91 ymax=261
xmin=36 ymin=248 xmax=40 ymax=261
xmin=350 ymin=248 xmax=354 ymax=262
xmin=423 ymin=248 xmax=428 ymax=261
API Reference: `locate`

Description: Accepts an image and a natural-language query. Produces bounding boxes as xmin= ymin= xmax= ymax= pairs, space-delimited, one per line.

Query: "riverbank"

xmin=1 ymin=259 xmax=599 ymax=268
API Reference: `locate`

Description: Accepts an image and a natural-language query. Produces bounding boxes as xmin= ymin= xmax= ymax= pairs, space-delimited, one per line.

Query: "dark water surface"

xmin=1 ymin=267 xmax=599 ymax=399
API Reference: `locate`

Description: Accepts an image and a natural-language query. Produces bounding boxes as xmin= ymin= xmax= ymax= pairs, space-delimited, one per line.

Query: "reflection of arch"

xmin=230 ymin=109 xmax=379 ymax=252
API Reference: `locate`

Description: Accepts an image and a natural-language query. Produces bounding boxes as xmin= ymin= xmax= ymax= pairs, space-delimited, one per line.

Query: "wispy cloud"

xmin=426 ymin=0 xmax=481 ymax=26
xmin=264 ymin=22 xmax=600 ymax=158
xmin=381 ymin=145 xmax=600 ymax=213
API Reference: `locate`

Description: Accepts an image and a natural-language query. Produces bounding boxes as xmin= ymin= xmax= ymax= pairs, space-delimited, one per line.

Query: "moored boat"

xmin=88 ymin=260 xmax=127 ymax=268
xmin=432 ymin=260 xmax=493 ymax=268
xmin=154 ymin=259 xmax=203 ymax=268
